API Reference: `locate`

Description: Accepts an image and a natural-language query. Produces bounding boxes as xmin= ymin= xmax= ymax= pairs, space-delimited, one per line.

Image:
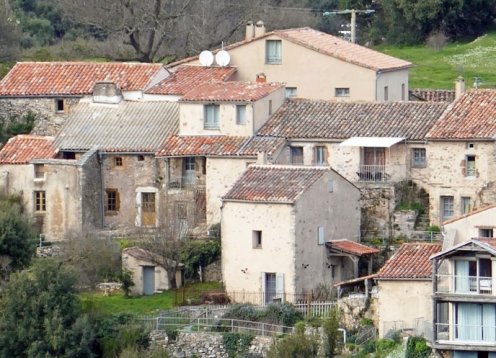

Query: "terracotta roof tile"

xmin=0 ymin=135 xmax=56 ymax=164
xmin=0 ymin=62 xmax=164 ymax=96
xmin=326 ymin=240 xmax=379 ymax=256
xmin=181 ymin=81 xmax=283 ymax=102
xmin=258 ymin=99 xmax=449 ymax=140
xmin=156 ymin=135 xmax=285 ymax=157
xmin=427 ymin=90 xmax=496 ymax=140
xmin=169 ymin=27 xmax=411 ymax=72
xmin=376 ymin=243 xmax=442 ymax=280
xmin=146 ymin=65 xmax=236 ymax=95
xmin=409 ymin=89 xmax=455 ymax=102
xmin=223 ymin=165 xmax=328 ymax=203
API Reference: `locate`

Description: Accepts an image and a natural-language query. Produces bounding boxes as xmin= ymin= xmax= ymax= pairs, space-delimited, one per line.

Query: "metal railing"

xmin=357 ymin=165 xmax=390 ymax=182
xmin=435 ymin=274 xmax=493 ymax=295
xmin=168 ymin=177 xmax=206 ymax=190
xmin=435 ymin=323 xmax=496 ymax=343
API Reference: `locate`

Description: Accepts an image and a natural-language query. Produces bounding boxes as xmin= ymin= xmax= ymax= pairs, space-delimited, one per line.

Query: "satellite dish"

xmin=199 ymin=50 xmax=214 ymax=66
xmin=215 ymin=50 xmax=231 ymax=67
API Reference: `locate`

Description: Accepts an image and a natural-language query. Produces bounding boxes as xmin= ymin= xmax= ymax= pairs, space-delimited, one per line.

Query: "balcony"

xmin=435 ymin=323 xmax=496 ymax=346
xmin=436 ymin=274 xmax=494 ymax=295
xmin=168 ymin=176 xmax=205 ymax=190
xmin=356 ymin=165 xmax=390 ymax=183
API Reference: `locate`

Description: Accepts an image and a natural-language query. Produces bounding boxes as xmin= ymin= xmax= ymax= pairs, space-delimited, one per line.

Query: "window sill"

xmin=105 ymin=211 xmax=119 ymax=216
xmin=203 ymin=127 xmax=220 ymax=131
xmin=265 ymin=61 xmax=282 ymax=65
xmin=34 ymin=177 xmax=46 ymax=183
xmin=34 ymin=212 xmax=46 ymax=215
xmin=411 ymin=164 xmax=427 ymax=169
xmin=253 ymin=246 xmax=262 ymax=249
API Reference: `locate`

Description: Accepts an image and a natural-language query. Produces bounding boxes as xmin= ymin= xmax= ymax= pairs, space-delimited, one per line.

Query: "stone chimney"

xmin=256 ymin=73 xmax=266 ymax=83
xmin=245 ymin=21 xmax=255 ymax=41
xmin=257 ymin=151 xmax=268 ymax=165
xmin=93 ymin=81 xmax=122 ymax=104
xmin=455 ymin=76 xmax=465 ymax=100
xmin=255 ymin=21 xmax=266 ymax=37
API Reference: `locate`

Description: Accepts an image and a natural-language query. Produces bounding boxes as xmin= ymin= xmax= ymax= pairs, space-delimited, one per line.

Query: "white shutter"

xmin=275 ymin=273 xmax=284 ymax=301
xmin=318 ymin=226 xmax=325 ymax=245
xmin=261 ymin=272 xmax=266 ymax=306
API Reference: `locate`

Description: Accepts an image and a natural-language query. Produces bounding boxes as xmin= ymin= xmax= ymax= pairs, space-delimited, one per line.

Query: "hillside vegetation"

xmin=376 ymin=32 xmax=496 ymax=90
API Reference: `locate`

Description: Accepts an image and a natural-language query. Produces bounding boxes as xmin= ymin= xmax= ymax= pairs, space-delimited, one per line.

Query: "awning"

xmin=339 ymin=137 xmax=405 ymax=148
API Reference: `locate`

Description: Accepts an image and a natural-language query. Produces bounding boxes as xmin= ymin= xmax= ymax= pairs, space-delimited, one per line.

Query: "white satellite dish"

xmin=199 ymin=50 xmax=214 ymax=66
xmin=215 ymin=50 xmax=231 ymax=67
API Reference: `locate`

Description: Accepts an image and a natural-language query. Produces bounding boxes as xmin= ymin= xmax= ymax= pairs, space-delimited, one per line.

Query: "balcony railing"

xmin=356 ymin=165 xmax=390 ymax=182
xmin=435 ymin=323 xmax=496 ymax=344
xmin=436 ymin=274 xmax=493 ymax=295
xmin=168 ymin=176 xmax=205 ymax=190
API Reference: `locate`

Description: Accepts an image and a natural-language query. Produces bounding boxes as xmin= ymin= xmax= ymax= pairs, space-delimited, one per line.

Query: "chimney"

xmin=93 ymin=81 xmax=122 ymax=104
xmin=455 ymin=76 xmax=465 ymax=100
xmin=256 ymin=73 xmax=266 ymax=83
xmin=245 ymin=21 xmax=255 ymax=41
xmin=257 ymin=151 xmax=268 ymax=165
xmin=255 ymin=21 xmax=266 ymax=37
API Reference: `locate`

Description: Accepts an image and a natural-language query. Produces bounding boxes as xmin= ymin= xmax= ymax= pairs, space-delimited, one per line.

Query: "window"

xmin=55 ymin=99 xmax=65 ymax=113
xmin=384 ymin=86 xmax=389 ymax=101
xmin=412 ymin=148 xmax=426 ymax=168
xmin=441 ymin=196 xmax=454 ymax=221
xmin=34 ymin=164 xmax=45 ymax=179
xmin=269 ymin=100 xmax=273 ymax=115
xmin=262 ymin=272 xmax=284 ymax=303
xmin=252 ymin=230 xmax=262 ymax=248
xmin=467 ymin=142 xmax=475 ymax=149
xmin=114 ymin=156 xmax=123 ymax=167
xmin=290 ymin=146 xmax=303 ymax=165
xmin=335 ymin=88 xmax=350 ymax=97
xmin=461 ymin=197 xmax=471 ymax=214
xmin=285 ymin=87 xmax=297 ymax=98
xmin=105 ymin=189 xmax=119 ymax=212
xmin=314 ymin=146 xmax=327 ymax=166
xmin=265 ymin=40 xmax=282 ymax=64
xmin=236 ymin=105 xmax=246 ymax=125
xmin=34 ymin=191 xmax=46 ymax=212
xmin=204 ymin=104 xmax=220 ymax=129
xmin=401 ymin=83 xmax=405 ymax=101
xmin=479 ymin=228 xmax=494 ymax=238
xmin=137 ymin=155 xmax=145 ymax=161
xmin=465 ymin=155 xmax=476 ymax=176
xmin=183 ymin=157 xmax=196 ymax=185
xmin=317 ymin=227 xmax=325 ymax=245
xmin=62 ymin=152 xmax=76 ymax=160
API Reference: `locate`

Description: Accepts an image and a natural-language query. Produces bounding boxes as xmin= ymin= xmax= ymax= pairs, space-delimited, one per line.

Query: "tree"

xmin=0 ymin=1 xmax=21 ymax=61
xmin=0 ymin=259 xmax=96 ymax=357
xmin=0 ymin=195 xmax=37 ymax=279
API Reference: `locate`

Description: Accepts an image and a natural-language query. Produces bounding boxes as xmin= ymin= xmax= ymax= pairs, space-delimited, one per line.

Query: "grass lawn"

xmin=374 ymin=31 xmax=496 ymax=89
xmin=81 ymin=281 xmax=223 ymax=316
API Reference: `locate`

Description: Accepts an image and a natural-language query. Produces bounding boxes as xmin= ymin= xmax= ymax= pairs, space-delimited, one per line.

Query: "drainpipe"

xmin=98 ymin=152 xmax=105 ymax=228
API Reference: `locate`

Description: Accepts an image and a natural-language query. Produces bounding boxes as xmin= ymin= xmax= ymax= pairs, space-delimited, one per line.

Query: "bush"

xmin=222 ymin=333 xmax=254 ymax=358
xmin=323 ymin=306 xmax=340 ymax=356
xmin=406 ymin=336 xmax=431 ymax=358
xmin=224 ymin=303 xmax=303 ymax=327
xmin=120 ymin=269 xmax=134 ymax=298
xmin=180 ymin=239 xmax=220 ymax=279
xmin=266 ymin=322 xmax=319 ymax=358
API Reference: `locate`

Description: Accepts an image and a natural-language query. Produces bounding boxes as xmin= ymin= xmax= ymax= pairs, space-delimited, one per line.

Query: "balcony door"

xmin=455 ymin=259 xmax=492 ymax=294
xmin=456 ymin=303 xmax=496 ymax=342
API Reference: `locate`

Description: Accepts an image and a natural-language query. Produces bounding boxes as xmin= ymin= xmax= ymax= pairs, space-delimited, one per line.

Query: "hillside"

xmin=376 ymin=32 xmax=496 ymax=90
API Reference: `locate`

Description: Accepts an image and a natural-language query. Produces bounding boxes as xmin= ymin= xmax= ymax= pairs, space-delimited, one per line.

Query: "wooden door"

xmin=141 ymin=192 xmax=156 ymax=226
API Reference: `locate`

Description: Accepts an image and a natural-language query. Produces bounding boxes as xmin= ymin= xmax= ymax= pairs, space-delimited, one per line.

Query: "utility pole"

xmin=323 ymin=9 xmax=375 ymax=43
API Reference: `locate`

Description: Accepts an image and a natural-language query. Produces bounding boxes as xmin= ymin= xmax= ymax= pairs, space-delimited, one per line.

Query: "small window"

xmin=314 ymin=146 xmax=327 ymax=166
xmin=105 ymin=189 xmax=120 ymax=212
xmin=34 ymin=191 xmax=46 ymax=212
xmin=412 ymin=148 xmax=426 ymax=168
xmin=401 ymin=84 xmax=405 ymax=101
xmin=269 ymin=100 xmax=273 ymax=115
xmin=290 ymin=146 xmax=303 ymax=165
xmin=265 ymin=40 xmax=282 ymax=64
xmin=285 ymin=87 xmax=297 ymax=98
xmin=55 ymin=99 xmax=65 ymax=113
xmin=335 ymin=88 xmax=350 ymax=97
xmin=461 ymin=197 xmax=471 ymax=214
xmin=204 ymin=104 xmax=220 ymax=129
xmin=441 ymin=196 xmax=454 ymax=221
xmin=252 ymin=230 xmax=262 ymax=248
xmin=317 ymin=226 xmax=325 ymax=245
xmin=466 ymin=142 xmax=475 ymax=149
xmin=465 ymin=155 xmax=476 ymax=176
xmin=479 ymin=228 xmax=494 ymax=238
xmin=176 ymin=202 xmax=188 ymax=220
xmin=62 ymin=152 xmax=76 ymax=160
xmin=114 ymin=156 xmax=123 ymax=167
xmin=137 ymin=155 xmax=145 ymax=162
xmin=34 ymin=164 xmax=45 ymax=179
xmin=384 ymin=86 xmax=389 ymax=101
xmin=236 ymin=105 xmax=246 ymax=125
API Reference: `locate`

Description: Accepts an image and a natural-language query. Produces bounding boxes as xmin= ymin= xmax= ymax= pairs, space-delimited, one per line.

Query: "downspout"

xmin=98 ymin=152 xmax=105 ymax=228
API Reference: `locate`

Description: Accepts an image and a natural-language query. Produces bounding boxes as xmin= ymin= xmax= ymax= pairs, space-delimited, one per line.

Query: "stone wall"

xmin=203 ymin=260 xmax=222 ymax=282
xmin=338 ymin=294 xmax=369 ymax=330
xmin=360 ymin=187 xmax=395 ymax=239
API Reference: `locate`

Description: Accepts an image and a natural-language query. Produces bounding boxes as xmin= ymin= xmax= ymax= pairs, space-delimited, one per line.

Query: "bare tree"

xmin=0 ymin=1 xmax=20 ymax=61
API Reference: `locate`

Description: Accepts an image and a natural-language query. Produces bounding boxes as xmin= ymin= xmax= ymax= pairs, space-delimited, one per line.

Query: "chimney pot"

xmin=257 ymin=151 xmax=268 ymax=165
xmin=256 ymin=73 xmax=266 ymax=83
xmin=245 ymin=21 xmax=255 ymax=41
xmin=254 ymin=21 xmax=266 ymax=37
xmin=455 ymin=76 xmax=465 ymax=100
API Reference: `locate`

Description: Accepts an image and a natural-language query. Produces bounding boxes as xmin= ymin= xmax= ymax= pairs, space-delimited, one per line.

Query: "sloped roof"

xmin=156 ymin=135 xmax=286 ymax=157
xmin=223 ymin=165 xmax=328 ymax=203
xmin=146 ymin=65 xmax=236 ymax=95
xmin=443 ymin=204 xmax=496 ymax=225
xmin=54 ymin=101 xmax=178 ymax=152
xmin=427 ymin=90 xmax=496 ymax=140
xmin=181 ymin=81 xmax=283 ymax=102
xmin=0 ymin=135 xmax=56 ymax=164
xmin=258 ymin=99 xmax=449 ymax=140
xmin=431 ymin=239 xmax=496 ymax=260
xmin=376 ymin=243 xmax=442 ymax=280
xmin=326 ymin=240 xmax=379 ymax=256
xmin=409 ymin=89 xmax=455 ymax=103
xmin=170 ymin=27 xmax=411 ymax=72
xmin=0 ymin=62 xmax=164 ymax=96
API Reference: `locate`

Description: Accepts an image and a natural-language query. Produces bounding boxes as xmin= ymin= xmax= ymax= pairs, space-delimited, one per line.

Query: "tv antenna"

xmin=323 ymin=9 xmax=375 ymax=43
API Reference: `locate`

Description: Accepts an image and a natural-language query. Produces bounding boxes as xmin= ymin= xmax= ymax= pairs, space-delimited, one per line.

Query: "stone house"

xmin=0 ymin=135 xmax=101 ymax=241
xmin=425 ymin=90 xmax=496 ymax=227
xmin=431 ymin=240 xmax=496 ymax=357
xmin=173 ymin=25 xmax=412 ymax=102
xmin=122 ymin=246 xmax=183 ymax=295
xmin=221 ymin=165 xmax=362 ymax=304
xmin=374 ymin=242 xmax=441 ymax=338
xmin=0 ymin=62 xmax=168 ymax=136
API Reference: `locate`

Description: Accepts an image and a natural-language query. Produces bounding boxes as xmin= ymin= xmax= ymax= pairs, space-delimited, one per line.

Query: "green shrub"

xmin=427 ymin=225 xmax=441 ymax=233
xmin=120 ymin=269 xmax=134 ymax=298
xmin=222 ymin=333 xmax=254 ymax=358
xmin=360 ymin=318 xmax=374 ymax=326
xmin=406 ymin=336 xmax=431 ymax=358
xmin=180 ymin=239 xmax=220 ymax=279
xmin=266 ymin=322 xmax=319 ymax=358
xmin=164 ymin=327 xmax=178 ymax=342
xmin=223 ymin=304 xmax=259 ymax=322
xmin=260 ymin=303 xmax=303 ymax=326
xmin=323 ymin=306 xmax=340 ymax=356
